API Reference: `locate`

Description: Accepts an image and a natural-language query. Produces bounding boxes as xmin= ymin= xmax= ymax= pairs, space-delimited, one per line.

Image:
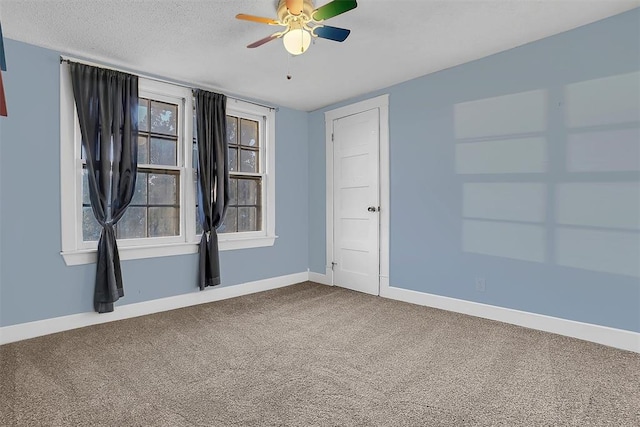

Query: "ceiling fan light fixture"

xmin=237 ymin=0 xmax=357 ymax=55
xmin=283 ymin=28 xmax=311 ymax=55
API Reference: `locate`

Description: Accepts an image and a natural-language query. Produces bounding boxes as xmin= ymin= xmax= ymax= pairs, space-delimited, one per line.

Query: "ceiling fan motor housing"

xmin=277 ymin=0 xmax=315 ymax=22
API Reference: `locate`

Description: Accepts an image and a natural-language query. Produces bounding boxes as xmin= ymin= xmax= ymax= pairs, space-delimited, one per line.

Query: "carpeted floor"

xmin=1 ymin=282 xmax=638 ymax=426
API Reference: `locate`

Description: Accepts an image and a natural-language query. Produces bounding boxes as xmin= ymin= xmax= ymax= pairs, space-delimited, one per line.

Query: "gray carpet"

xmin=1 ymin=282 xmax=638 ymax=426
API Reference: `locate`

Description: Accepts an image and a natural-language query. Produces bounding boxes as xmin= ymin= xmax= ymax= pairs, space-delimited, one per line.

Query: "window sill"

xmin=218 ymin=234 xmax=277 ymax=251
xmin=61 ymin=235 xmax=277 ymax=266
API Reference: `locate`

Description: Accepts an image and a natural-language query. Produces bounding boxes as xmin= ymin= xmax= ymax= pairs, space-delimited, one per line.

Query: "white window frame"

xmin=60 ymin=62 xmax=276 ymax=266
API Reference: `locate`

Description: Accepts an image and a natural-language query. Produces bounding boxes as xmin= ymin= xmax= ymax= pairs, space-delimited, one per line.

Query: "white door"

xmin=331 ymin=108 xmax=380 ymax=295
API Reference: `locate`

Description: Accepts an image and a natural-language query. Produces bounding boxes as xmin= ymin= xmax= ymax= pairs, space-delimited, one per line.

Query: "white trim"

xmin=60 ymin=62 xmax=79 ymax=253
xmin=61 ymin=235 xmax=277 ymax=266
xmin=3 ymin=272 xmax=637 ymax=353
xmin=219 ymin=235 xmax=277 ymax=251
xmin=378 ymin=99 xmax=390 ymax=288
xmin=380 ymin=284 xmax=640 ymax=353
xmin=308 ymin=271 xmax=332 ymax=286
xmin=324 ymin=94 xmax=390 ymax=297
xmin=0 ymin=272 xmax=308 ymax=345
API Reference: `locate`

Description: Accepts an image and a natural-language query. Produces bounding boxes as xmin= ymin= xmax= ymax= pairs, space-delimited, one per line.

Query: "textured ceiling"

xmin=0 ymin=0 xmax=638 ymax=111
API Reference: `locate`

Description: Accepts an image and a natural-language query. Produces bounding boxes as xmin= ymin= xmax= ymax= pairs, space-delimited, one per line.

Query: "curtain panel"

xmin=194 ymin=90 xmax=229 ymax=289
xmin=0 ymin=21 xmax=6 ymax=116
xmin=69 ymin=62 xmax=138 ymax=313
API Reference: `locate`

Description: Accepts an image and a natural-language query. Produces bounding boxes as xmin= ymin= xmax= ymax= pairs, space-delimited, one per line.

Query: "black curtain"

xmin=194 ymin=89 xmax=229 ymax=290
xmin=70 ymin=62 xmax=138 ymax=313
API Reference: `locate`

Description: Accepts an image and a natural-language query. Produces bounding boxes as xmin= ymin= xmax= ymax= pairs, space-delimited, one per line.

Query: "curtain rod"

xmin=59 ymin=56 xmax=278 ymax=112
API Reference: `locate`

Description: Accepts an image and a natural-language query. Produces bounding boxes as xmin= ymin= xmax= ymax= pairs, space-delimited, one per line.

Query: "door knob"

xmin=367 ymin=206 xmax=378 ymax=212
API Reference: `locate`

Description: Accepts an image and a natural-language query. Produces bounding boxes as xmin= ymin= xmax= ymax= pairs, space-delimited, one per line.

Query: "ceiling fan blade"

xmin=313 ymin=25 xmax=351 ymax=42
xmin=236 ymin=14 xmax=280 ymax=25
xmin=0 ymin=73 xmax=7 ymax=117
xmin=247 ymin=33 xmax=280 ymax=48
xmin=312 ymin=0 xmax=357 ymax=21
xmin=0 ymin=21 xmax=6 ymax=71
xmin=286 ymin=0 xmax=304 ymax=15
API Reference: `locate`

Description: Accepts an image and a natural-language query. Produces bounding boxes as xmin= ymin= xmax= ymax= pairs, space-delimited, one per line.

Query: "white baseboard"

xmin=381 ymin=284 xmax=640 ymax=353
xmin=308 ymin=270 xmax=332 ymax=285
xmin=4 ymin=273 xmax=638 ymax=353
xmin=0 ymin=272 xmax=308 ymax=345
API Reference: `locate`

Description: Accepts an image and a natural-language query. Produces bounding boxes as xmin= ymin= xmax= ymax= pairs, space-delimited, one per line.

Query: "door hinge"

xmin=331 ymin=133 xmax=334 ymax=142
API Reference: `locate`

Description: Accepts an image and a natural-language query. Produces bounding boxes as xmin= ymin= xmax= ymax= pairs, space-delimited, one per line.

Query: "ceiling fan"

xmin=236 ymin=0 xmax=358 ymax=56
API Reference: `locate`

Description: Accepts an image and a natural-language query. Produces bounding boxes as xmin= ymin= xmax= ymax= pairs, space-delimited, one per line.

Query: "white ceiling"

xmin=1 ymin=0 xmax=638 ymax=111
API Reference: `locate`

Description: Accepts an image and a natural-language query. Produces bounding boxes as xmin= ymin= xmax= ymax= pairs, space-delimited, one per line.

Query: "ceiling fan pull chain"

xmin=286 ymin=53 xmax=293 ymax=80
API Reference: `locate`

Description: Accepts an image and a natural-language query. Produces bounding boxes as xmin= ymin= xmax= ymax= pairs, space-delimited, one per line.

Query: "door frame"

xmin=325 ymin=94 xmax=390 ymax=296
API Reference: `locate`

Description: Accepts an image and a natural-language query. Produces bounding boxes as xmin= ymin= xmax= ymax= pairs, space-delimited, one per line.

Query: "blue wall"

xmin=0 ymin=39 xmax=309 ymax=327
xmin=309 ymin=10 xmax=640 ymax=332
xmin=2 ymin=10 xmax=639 ymax=333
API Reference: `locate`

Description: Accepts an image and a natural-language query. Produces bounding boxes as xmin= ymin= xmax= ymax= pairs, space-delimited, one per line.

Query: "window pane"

xmin=192 ymin=110 xmax=197 ymax=139
xmin=240 ymin=119 xmax=258 ymax=147
xmin=148 ymin=173 xmax=178 ymax=205
xmin=229 ymin=147 xmax=238 ymax=171
xmin=238 ymin=179 xmax=258 ymax=205
xmin=137 ymin=136 xmax=149 ymax=164
xmin=219 ymin=207 xmax=237 ymax=234
xmin=240 ymin=149 xmax=257 ymax=173
xmin=82 ymin=168 xmax=91 ymax=205
xmin=150 ymin=137 xmax=177 ymax=166
xmin=193 ymin=163 xmax=202 ymax=235
xmin=150 ymin=101 xmax=177 ymax=136
xmin=131 ymin=172 xmax=148 ymax=205
xmin=192 ymin=142 xmax=198 ymax=169
xmin=195 ymin=209 xmax=203 ymax=235
xmin=138 ymin=99 xmax=149 ymax=132
xmin=193 ymin=164 xmax=199 ymax=199
xmin=82 ymin=207 xmax=102 ymax=241
xmin=229 ymin=178 xmax=238 ymax=205
xmin=149 ymin=207 xmax=179 ymax=237
xmin=227 ymin=116 xmax=238 ymax=145
xmin=116 ymin=207 xmax=146 ymax=239
xmin=238 ymin=207 xmax=257 ymax=232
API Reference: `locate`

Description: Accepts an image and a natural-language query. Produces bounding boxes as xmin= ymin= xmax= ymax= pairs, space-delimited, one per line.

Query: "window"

xmin=194 ymin=114 xmax=265 ymax=235
xmin=221 ymin=116 xmax=263 ymax=233
xmin=60 ymin=63 xmax=276 ymax=266
xmin=82 ymin=96 xmax=182 ymax=242
xmin=192 ymin=105 xmax=275 ymax=239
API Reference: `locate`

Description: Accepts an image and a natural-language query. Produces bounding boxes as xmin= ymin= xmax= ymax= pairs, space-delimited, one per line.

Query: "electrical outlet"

xmin=475 ymin=277 xmax=486 ymax=292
